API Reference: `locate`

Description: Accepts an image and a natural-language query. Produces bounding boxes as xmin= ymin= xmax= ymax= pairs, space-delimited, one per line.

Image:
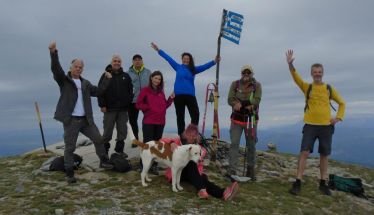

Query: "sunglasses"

xmin=242 ymin=71 xmax=252 ymax=75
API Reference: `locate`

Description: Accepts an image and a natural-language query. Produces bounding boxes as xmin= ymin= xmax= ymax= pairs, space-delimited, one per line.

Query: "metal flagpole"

xmin=35 ymin=102 xmax=47 ymax=152
xmin=211 ymin=9 xmax=227 ymax=161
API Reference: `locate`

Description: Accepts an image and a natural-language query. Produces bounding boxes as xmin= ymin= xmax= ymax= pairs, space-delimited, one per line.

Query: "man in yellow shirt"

xmin=286 ymin=50 xmax=345 ymax=196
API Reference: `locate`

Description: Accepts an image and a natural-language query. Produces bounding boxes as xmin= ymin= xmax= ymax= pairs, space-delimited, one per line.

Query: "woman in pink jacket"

xmin=136 ymin=71 xmax=174 ymax=143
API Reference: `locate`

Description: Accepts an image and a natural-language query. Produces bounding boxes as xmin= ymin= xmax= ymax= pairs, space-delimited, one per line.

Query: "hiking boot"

xmin=66 ymin=176 xmax=77 ymax=184
xmin=319 ymin=180 xmax=332 ymax=196
xmin=223 ymin=181 xmax=239 ymax=201
xmin=65 ymin=169 xmax=76 ymax=184
xmin=198 ymin=189 xmax=209 ymax=199
xmin=100 ymin=160 xmax=114 ymax=170
xmin=150 ymin=163 xmax=159 ymax=175
xmin=246 ymin=166 xmax=257 ymax=181
xmin=289 ymin=179 xmax=301 ymax=195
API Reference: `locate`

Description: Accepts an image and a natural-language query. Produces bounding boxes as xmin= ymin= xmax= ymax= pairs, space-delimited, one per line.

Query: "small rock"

xmin=261 ymin=169 xmax=281 ymax=177
xmin=15 ymin=182 xmax=24 ymax=193
xmin=267 ymin=143 xmax=277 ymax=151
xmin=203 ymin=159 xmax=210 ymax=166
xmin=55 ymin=208 xmax=64 ymax=215
xmin=76 ymin=172 xmax=110 ymax=181
xmin=32 ymin=169 xmax=43 ymax=176
xmin=215 ymin=160 xmax=222 ymax=168
xmin=29 ymin=208 xmax=40 ymax=213
xmin=277 ymin=160 xmax=286 ymax=168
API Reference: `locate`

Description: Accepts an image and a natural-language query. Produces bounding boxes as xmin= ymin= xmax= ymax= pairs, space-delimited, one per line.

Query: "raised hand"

xmin=151 ymin=42 xmax=159 ymax=51
xmin=105 ymin=71 xmax=112 ymax=79
xmin=170 ymin=92 xmax=175 ymax=99
xmin=215 ymin=56 xmax=221 ymax=63
xmin=49 ymin=41 xmax=57 ymax=52
xmin=286 ymin=49 xmax=295 ymax=64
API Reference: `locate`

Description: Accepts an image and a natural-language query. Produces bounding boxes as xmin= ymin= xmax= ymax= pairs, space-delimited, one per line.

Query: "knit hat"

xmin=241 ymin=65 xmax=253 ymax=73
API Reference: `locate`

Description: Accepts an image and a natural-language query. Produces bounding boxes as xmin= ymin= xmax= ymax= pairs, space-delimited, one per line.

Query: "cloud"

xmin=0 ymin=0 xmax=374 ymax=134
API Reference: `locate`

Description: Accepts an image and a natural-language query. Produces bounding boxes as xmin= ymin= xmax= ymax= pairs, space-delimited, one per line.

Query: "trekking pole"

xmin=251 ymin=115 xmax=255 ymax=140
xmin=243 ymin=116 xmax=250 ymax=176
xmin=35 ymin=102 xmax=47 ymax=152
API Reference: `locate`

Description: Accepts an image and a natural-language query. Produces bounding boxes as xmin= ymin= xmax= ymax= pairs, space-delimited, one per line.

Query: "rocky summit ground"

xmin=0 ymin=141 xmax=373 ymax=215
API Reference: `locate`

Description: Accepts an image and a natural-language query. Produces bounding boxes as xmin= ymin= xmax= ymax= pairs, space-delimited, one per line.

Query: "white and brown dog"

xmin=133 ymin=139 xmax=201 ymax=192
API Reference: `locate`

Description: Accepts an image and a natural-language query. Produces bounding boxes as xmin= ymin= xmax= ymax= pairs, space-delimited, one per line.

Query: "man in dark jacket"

xmin=49 ymin=41 xmax=113 ymax=184
xmin=98 ymin=55 xmax=133 ymax=157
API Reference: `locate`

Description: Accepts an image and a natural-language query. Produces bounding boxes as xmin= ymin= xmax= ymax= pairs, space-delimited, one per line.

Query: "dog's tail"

xmin=132 ymin=140 xmax=148 ymax=149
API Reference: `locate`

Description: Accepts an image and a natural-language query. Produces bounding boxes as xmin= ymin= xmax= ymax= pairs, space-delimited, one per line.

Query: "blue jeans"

xmin=229 ymin=122 xmax=257 ymax=173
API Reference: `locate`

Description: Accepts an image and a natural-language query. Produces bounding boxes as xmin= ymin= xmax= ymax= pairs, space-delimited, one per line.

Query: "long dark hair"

xmin=148 ymin=70 xmax=164 ymax=91
xmin=181 ymin=52 xmax=196 ymax=75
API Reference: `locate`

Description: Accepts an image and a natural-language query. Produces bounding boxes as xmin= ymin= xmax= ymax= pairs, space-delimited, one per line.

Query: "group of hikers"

xmin=48 ymin=40 xmax=345 ymax=200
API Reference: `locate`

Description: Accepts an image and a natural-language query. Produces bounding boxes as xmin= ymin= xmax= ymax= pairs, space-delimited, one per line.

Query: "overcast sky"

xmin=0 ymin=0 xmax=373 ymax=134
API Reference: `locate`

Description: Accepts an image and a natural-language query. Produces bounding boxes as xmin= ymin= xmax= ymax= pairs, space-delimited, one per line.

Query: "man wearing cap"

xmin=127 ymin=54 xmax=151 ymax=144
xmin=227 ymin=65 xmax=262 ymax=180
xmin=98 ymin=55 xmax=133 ymax=157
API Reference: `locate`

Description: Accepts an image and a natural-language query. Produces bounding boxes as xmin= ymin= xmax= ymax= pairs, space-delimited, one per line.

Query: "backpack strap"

xmin=234 ymin=80 xmax=240 ymax=93
xmin=327 ymin=84 xmax=337 ymax=112
xmin=304 ymin=84 xmax=313 ymax=112
xmin=304 ymin=84 xmax=336 ymax=112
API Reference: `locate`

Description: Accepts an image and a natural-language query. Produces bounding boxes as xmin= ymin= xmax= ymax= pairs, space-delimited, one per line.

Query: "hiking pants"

xmin=102 ymin=111 xmax=128 ymax=153
xmin=174 ymin=94 xmax=200 ymax=136
xmin=128 ymin=103 xmax=140 ymax=140
xmin=229 ymin=122 xmax=257 ymax=173
xmin=63 ymin=116 xmax=108 ymax=172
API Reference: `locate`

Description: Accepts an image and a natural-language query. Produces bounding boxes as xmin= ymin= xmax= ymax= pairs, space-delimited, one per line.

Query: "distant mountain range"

xmin=1 ymin=116 xmax=373 ymax=168
xmin=204 ymin=116 xmax=374 ymax=168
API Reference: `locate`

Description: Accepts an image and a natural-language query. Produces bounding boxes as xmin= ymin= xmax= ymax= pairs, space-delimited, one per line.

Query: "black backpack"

xmin=50 ymin=153 xmax=83 ymax=172
xmin=109 ymin=153 xmax=132 ymax=173
xmin=328 ymin=174 xmax=367 ymax=199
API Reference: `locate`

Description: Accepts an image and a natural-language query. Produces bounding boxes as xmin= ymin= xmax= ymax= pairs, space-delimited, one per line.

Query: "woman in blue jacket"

xmin=151 ymin=42 xmax=220 ymax=136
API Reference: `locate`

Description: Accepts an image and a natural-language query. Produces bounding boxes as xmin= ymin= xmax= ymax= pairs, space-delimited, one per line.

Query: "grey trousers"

xmin=102 ymin=111 xmax=128 ymax=152
xmin=63 ymin=117 xmax=107 ymax=171
xmin=229 ymin=122 xmax=257 ymax=172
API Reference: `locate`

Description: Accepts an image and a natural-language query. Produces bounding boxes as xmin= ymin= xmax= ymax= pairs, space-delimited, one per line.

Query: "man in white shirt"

xmin=49 ymin=41 xmax=114 ymax=184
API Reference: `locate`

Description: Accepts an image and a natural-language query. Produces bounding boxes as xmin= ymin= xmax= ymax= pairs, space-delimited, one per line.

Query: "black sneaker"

xmin=100 ymin=161 xmax=114 ymax=170
xmin=289 ymin=180 xmax=301 ymax=195
xmin=66 ymin=176 xmax=77 ymax=184
xmin=319 ymin=181 xmax=332 ymax=196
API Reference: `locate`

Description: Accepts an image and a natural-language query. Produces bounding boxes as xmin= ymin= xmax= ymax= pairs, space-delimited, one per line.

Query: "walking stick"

xmin=243 ymin=115 xmax=250 ymax=176
xmin=35 ymin=102 xmax=47 ymax=152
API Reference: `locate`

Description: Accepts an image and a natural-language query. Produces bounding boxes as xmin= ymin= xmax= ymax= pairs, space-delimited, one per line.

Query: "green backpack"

xmin=328 ymin=174 xmax=367 ymax=199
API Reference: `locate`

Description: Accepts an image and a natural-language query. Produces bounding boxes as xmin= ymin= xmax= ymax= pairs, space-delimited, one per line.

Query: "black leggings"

xmin=174 ymin=94 xmax=199 ymax=136
xmin=142 ymin=124 xmax=165 ymax=143
xmin=181 ymin=161 xmax=224 ymax=198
